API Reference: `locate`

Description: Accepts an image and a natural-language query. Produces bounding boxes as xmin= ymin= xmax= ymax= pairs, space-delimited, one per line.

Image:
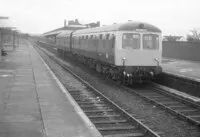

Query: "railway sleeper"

xmin=103 ymin=132 xmax=144 ymax=137
xmin=72 ymin=95 xmax=99 ymax=99
xmin=101 ymin=130 xmax=144 ymax=137
xmin=85 ymin=111 xmax=118 ymax=116
xmin=181 ymin=110 xmax=200 ymax=115
xmin=145 ymin=95 xmax=165 ymax=99
xmin=70 ymin=92 xmax=95 ymax=96
xmin=79 ymin=104 xmax=107 ymax=107
xmin=84 ymin=109 xmax=114 ymax=113
xmin=74 ymin=98 xmax=103 ymax=102
xmin=189 ymin=115 xmax=200 ymax=119
xmin=162 ymin=102 xmax=184 ymax=107
xmin=159 ymin=101 xmax=179 ymax=105
xmin=88 ymin=114 xmax=121 ymax=118
xmin=177 ymin=108 xmax=197 ymax=113
xmin=151 ymin=98 xmax=174 ymax=102
xmin=81 ymin=106 xmax=110 ymax=110
xmin=77 ymin=101 xmax=105 ymax=104
xmin=98 ymin=125 xmax=136 ymax=131
xmin=80 ymin=104 xmax=110 ymax=109
xmin=89 ymin=115 xmax=123 ymax=120
xmin=92 ymin=119 xmax=127 ymax=124
xmin=96 ymin=122 xmax=133 ymax=127
xmin=90 ymin=117 xmax=125 ymax=122
xmin=70 ymin=92 xmax=97 ymax=98
xmin=170 ymin=106 xmax=193 ymax=110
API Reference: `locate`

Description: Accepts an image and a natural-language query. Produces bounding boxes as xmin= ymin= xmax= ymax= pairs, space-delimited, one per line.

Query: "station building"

xmin=43 ymin=19 xmax=100 ymax=43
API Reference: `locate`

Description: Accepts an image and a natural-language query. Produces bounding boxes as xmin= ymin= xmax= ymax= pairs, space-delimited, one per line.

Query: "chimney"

xmin=64 ymin=19 xmax=67 ymax=27
xmin=97 ymin=21 xmax=100 ymax=27
xmin=75 ymin=19 xmax=78 ymax=24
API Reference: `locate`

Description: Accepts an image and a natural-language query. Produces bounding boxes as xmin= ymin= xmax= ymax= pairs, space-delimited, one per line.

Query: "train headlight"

xmin=154 ymin=57 xmax=159 ymax=61
xmin=122 ymin=57 xmax=126 ymax=60
xmin=122 ymin=57 xmax=126 ymax=66
xmin=154 ymin=57 xmax=159 ymax=66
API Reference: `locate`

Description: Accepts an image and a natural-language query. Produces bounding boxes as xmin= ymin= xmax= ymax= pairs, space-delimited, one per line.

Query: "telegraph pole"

xmin=0 ymin=28 xmax=2 ymax=59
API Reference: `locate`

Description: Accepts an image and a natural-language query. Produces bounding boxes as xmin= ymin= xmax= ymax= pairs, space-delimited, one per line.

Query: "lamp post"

xmin=0 ymin=28 xmax=3 ymax=58
xmin=17 ymin=31 xmax=19 ymax=47
xmin=0 ymin=17 xmax=9 ymax=61
xmin=11 ymin=28 xmax=18 ymax=50
xmin=13 ymin=30 xmax=15 ymax=50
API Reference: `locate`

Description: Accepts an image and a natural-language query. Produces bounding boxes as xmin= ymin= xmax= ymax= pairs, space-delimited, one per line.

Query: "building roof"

xmin=0 ymin=17 xmax=15 ymax=28
xmin=43 ymin=25 xmax=87 ymax=37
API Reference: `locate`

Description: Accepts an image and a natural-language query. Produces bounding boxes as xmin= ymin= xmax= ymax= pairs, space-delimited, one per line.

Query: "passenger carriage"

xmin=57 ymin=21 xmax=162 ymax=83
xmin=56 ymin=31 xmax=73 ymax=57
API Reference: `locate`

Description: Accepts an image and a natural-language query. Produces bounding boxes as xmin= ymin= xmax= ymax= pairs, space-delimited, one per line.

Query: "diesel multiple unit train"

xmin=56 ymin=21 xmax=162 ymax=83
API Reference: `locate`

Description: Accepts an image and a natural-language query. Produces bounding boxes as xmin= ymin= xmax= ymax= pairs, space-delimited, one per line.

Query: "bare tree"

xmin=187 ymin=28 xmax=200 ymax=42
xmin=164 ymin=35 xmax=182 ymax=41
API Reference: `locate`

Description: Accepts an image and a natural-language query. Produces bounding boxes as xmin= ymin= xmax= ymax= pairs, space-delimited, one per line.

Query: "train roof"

xmin=73 ymin=21 xmax=161 ymax=35
xmin=57 ymin=30 xmax=73 ymax=37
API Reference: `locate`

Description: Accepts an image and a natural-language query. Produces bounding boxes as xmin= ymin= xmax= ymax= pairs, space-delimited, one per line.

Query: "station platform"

xmin=0 ymin=40 xmax=102 ymax=137
xmin=162 ymin=58 xmax=200 ymax=82
xmin=159 ymin=58 xmax=200 ymax=102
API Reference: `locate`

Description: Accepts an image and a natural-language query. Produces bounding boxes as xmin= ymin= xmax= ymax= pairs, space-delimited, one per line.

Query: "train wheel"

xmin=119 ymin=71 xmax=126 ymax=85
xmin=96 ymin=64 xmax=102 ymax=73
xmin=128 ymin=74 xmax=133 ymax=85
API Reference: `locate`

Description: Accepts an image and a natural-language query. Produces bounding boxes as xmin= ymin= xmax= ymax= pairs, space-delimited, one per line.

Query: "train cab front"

xmin=115 ymin=30 xmax=162 ymax=84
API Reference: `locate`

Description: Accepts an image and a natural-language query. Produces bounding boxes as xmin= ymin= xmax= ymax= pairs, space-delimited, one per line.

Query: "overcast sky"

xmin=0 ymin=0 xmax=199 ymax=36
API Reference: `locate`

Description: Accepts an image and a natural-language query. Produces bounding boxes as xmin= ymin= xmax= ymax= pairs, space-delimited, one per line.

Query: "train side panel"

xmin=96 ymin=34 xmax=115 ymax=64
xmin=57 ymin=32 xmax=72 ymax=53
xmin=72 ymin=33 xmax=115 ymax=65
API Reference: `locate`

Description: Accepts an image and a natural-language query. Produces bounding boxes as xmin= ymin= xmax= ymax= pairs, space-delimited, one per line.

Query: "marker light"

xmin=122 ymin=57 xmax=126 ymax=66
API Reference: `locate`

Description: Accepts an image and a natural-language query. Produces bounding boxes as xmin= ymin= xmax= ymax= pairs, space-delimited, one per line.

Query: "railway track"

xmin=34 ymin=40 xmax=200 ymax=136
xmin=142 ymin=84 xmax=200 ymax=124
xmin=36 ymin=40 xmax=200 ymax=127
xmin=118 ymin=83 xmax=200 ymax=126
xmin=34 ymin=43 xmax=161 ymax=137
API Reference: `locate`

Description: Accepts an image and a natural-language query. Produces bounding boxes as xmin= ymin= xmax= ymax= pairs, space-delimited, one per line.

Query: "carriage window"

xmin=78 ymin=37 xmax=81 ymax=44
xmin=99 ymin=34 xmax=103 ymax=39
xmin=122 ymin=33 xmax=140 ymax=49
xmin=143 ymin=34 xmax=159 ymax=49
xmin=106 ymin=34 xmax=110 ymax=40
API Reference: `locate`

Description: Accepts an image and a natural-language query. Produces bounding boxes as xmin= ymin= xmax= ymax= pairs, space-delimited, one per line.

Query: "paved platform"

xmin=161 ymin=58 xmax=200 ymax=102
xmin=162 ymin=58 xmax=200 ymax=82
xmin=0 ymin=40 xmax=102 ymax=137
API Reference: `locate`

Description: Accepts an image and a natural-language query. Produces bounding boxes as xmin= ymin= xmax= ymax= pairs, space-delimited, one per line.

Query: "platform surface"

xmin=0 ymin=40 xmax=101 ymax=137
xmin=162 ymin=58 xmax=200 ymax=82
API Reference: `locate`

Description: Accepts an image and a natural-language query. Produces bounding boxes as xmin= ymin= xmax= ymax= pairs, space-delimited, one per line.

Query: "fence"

xmin=162 ymin=41 xmax=200 ymax=61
